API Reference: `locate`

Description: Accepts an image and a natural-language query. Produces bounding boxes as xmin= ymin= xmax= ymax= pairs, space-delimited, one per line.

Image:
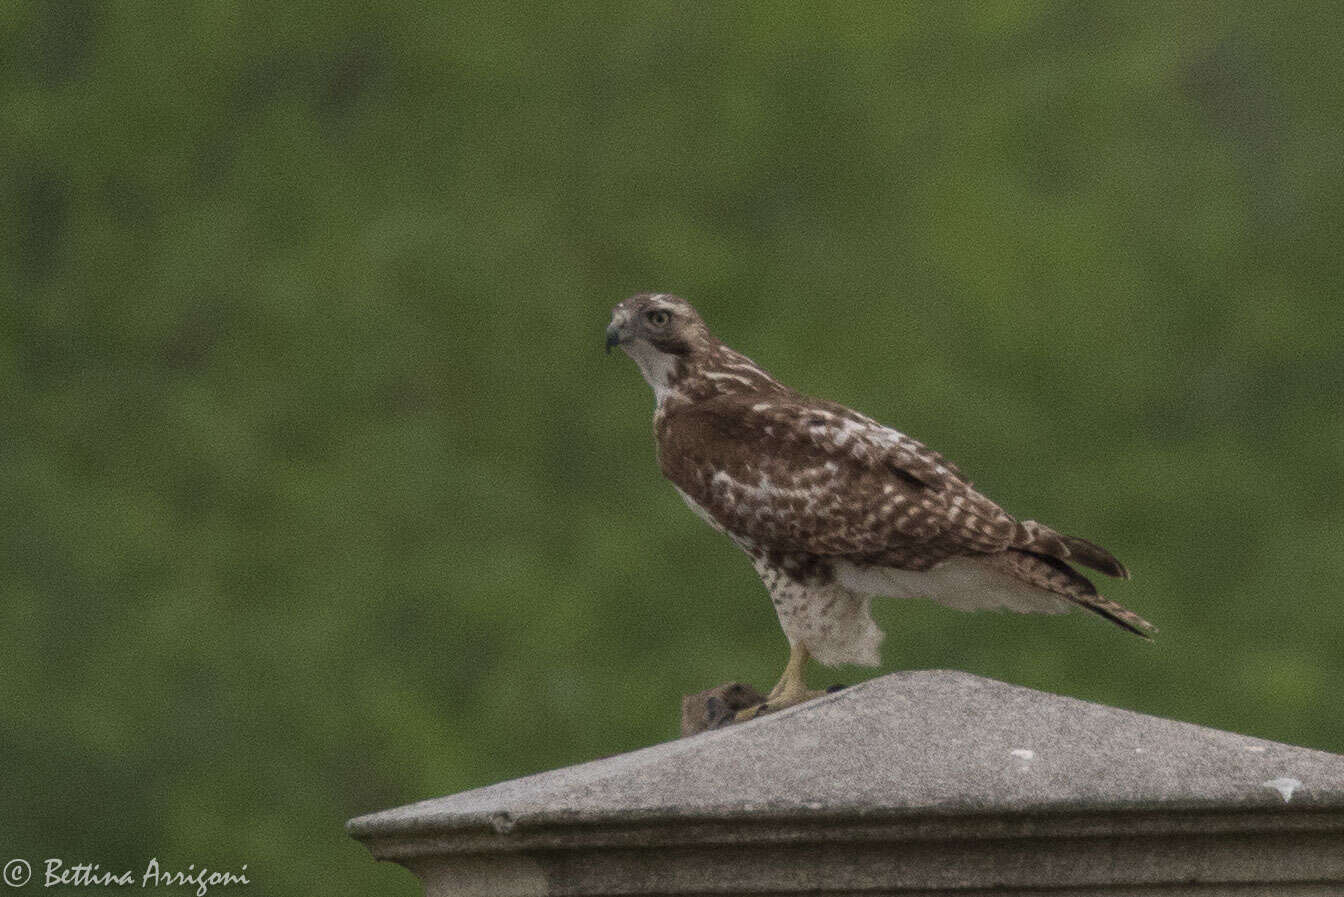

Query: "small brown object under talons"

xmin=681 ymin=645 xmax=845 ymax=735
xmin=680 ymin=682 xmax=765 ymax=737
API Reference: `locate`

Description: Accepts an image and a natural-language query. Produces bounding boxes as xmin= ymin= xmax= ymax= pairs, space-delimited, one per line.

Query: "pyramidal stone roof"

xmin=348 ymin=669 xmax=1344 ymax=841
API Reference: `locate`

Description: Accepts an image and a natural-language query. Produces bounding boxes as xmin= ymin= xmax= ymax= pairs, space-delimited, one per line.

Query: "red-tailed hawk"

xmin=607 ymin=293 xmax=1154 ymax=719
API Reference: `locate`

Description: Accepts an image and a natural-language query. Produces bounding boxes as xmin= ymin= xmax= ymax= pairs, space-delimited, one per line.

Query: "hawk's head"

xmin=605 ymin=293 xmax=711 ymax=357
xmin=607 ymin=293 xmax=783 ymax=405
xmin=606 ymin=293 xmax=715 ymax=404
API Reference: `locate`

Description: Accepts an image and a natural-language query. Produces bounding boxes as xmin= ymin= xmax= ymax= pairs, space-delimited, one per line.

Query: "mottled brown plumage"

xmin=607 ymin=293 xmax=1153 ymax=704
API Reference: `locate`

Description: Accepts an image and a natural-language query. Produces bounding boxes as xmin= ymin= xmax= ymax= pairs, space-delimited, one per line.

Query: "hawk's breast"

xmin=673 ymin=485 xmax=727 ymax=535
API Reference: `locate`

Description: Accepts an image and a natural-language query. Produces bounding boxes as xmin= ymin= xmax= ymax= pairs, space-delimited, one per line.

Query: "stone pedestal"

xmin=348 ymin=670 xmax=1344 ymax=895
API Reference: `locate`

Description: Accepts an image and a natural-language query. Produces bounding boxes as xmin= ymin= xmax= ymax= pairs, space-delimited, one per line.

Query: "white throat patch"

xmin=621 ymin=340 xmax=680 ymax=405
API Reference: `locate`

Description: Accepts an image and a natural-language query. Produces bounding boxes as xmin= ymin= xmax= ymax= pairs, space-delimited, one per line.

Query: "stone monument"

xmin=348 ymin=670 xmax=1344 ymax=895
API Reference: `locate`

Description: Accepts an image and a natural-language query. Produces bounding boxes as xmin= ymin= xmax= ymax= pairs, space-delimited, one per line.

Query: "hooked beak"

xmin=605 ymin=323 xmax=623 ymax=354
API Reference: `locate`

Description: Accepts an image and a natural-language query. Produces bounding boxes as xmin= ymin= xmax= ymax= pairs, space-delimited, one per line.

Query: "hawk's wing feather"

xmin=658 ymin=392 xmax=1130 ymax=578
xmin=657 ymin=393 xmax=1024 ymax=565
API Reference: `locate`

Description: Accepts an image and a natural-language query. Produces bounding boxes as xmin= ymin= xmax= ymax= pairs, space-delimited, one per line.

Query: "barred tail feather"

xmin=1070 ymin=591 xmax=1158 ymax=639
xmin=1015 ymin=521 xmax=1130 ymax=580
xmin=1061 ymin=534 xmax=1130 ymax=579
xmin=1012 ymin=549 xmax=1156 ymax=639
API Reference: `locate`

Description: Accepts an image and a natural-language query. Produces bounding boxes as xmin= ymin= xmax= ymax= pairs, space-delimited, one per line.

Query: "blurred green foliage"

xmin=3 ymin=3 xmax=1342 ymax=894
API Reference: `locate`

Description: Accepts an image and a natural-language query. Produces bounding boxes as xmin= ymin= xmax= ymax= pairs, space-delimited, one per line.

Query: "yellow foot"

xmin=735 ymin=641 xmax=813 ymax=721
xmin=729 ymin=642 xmax=851 ymax=722
xmin=733 ymin=688 xmax=830 ymax=722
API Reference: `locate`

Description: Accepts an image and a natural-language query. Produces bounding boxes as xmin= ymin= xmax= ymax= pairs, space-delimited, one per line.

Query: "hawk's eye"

xmin=647 ymin=309 xmax=670 ymax=326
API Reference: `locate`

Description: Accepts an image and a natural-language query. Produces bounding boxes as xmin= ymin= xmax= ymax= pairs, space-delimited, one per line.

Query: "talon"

xmin=731 ymin=644 xmax=825 ymax=723
xmin=734 ymin=702 xmax=768 ymax=722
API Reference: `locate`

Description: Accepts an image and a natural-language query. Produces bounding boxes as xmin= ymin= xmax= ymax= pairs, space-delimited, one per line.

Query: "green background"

xmin=4 ymin=4 xmax=1342 ymax=895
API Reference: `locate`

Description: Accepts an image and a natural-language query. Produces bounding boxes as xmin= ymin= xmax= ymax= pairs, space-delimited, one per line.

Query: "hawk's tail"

xmin=1072 ymin=590 xmax=1157 ymax=639
xmin=1014 ymin=520 xmax=1129 ymax=579
xmin=1006 ymin=548 xmax=1156 ymax=639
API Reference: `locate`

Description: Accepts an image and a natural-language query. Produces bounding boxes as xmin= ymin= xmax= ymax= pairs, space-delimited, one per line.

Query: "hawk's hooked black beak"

xmin=605 ymin=324 xmax=623 ymax=354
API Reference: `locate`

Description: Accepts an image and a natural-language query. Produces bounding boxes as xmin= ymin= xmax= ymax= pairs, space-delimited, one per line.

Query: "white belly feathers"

xmin=835 ymin=557 xmax=1071 ymax=615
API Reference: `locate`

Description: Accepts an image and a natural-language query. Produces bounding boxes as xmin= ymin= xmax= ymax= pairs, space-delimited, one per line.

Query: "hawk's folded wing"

xmin=656 ymin=393 xmax=1022 ymax=566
